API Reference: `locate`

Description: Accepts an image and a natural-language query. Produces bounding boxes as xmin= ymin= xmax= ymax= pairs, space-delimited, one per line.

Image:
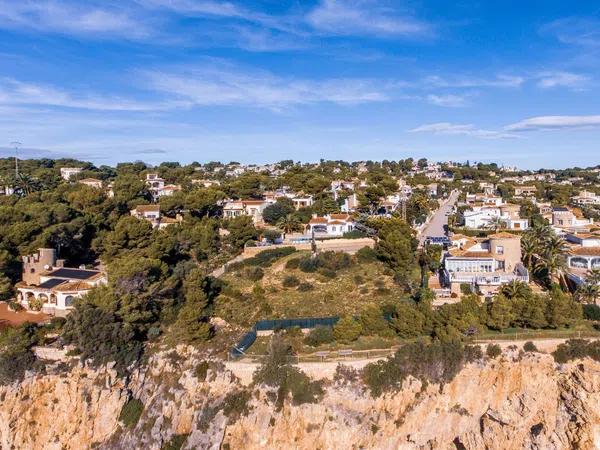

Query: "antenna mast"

xmin=10 ymin=141 xmax=21 ymax=178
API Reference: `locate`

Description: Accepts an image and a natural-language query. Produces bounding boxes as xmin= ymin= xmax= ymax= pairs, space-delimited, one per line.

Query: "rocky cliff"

xmin=1 ymin=347 xmax=600 ymax=450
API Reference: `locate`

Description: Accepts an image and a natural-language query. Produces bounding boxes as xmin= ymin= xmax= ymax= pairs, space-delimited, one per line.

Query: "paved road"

xmin=418 ymin=190 xmax=460 ymax=246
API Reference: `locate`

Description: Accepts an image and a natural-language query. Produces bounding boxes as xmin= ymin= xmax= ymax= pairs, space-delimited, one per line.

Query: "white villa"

xmin=461 ymin=204 xmax=529 ymax=231
xmin=130 ymin=204 xmax=182 ymax=229
xmin=552 ymin=207 xmax=594 ymax=229
xmin=78 ymin=178 xmax=103 ymax=189
xmin=145 ymin=173 xmax=181 ymax=200
xmin=443 ymin=232 xmax=529 ymax=297
xmin=222 ymin=199 xmax=273 ymax=224
xmin=306 ymin=214 xmax=355 ymax=237
xmin=60 ymin=167 xmax=83 ymax=180
xmin=16 ymin=248 xmax=107 ymax=316
xmin=572 ymin=191 xmax=600 ymax=206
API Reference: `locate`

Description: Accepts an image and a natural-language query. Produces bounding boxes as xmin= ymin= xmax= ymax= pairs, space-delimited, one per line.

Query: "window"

xmin=497 ymin=245 xmax=504 ymax=255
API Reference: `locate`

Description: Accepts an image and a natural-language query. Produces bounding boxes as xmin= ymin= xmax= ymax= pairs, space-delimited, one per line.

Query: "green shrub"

xmin=318 ymin=268 xmax=337 ymax=279
xmin=297 ymin=282 xmax=314 ymax=292
xmin=353 ymin=275 xmax=365 ymax=285
xmin=523 ymin=341 xmax=538 ymax=353
xmin=460 ymin=284 xmax=472 ymax=295
xmin=245 ymin=247 xmax=296 ymax=268
xmin=253 ymin=336 xmax=324 ymax=408
xmin=356 ymin=246 xmax=377 ymax=262
xmin=304 ymin=326 xmax=335 ymax=346
xmin=161 ymin=434 xmax=189 ymax=450
xmin=362 ymin=341 xmax=468 ymax=397
xmin=244 ymin=267 xmax=264 ymax=281
xmin=583 ymin=304 xmax=600 ymax=321
xmin=485 ymin=344 xmax=502 ymax=359
xmin=0 ymin=323 xmax=38 ymax=385
xmin=298 ymin=257 xmax=319 ymax=273
xmin=282 ymin=275 xmax=300 ymax=288
xmin=194 ymin=360 xmax=210 ymax=381
xmin=222 ymin=389 xmax=252 ymax=420
xmin=333 ymin=316 xmax=362 ymax=343
xmin=119 ymin=398 xmax=144 ymax=428
xmin=552 ymin=339 xmax=600 ymax=363
xmin=343 ymin=230 xmax=366 ymax=239
xmin=285 ymin=258 xmax=300 ymax=270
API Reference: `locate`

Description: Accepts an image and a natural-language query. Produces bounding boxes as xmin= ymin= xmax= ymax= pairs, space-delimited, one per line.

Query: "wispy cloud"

xmin=144 ymin=66 xmax=389 ymax=109
xmin=423 ymin=74 xmax=525 ymax=89
xmin=0 ymin=78 xmax=167 ymax=111
xmin=505 ymin=115 xmax=600 ymax=131
xmin=541 ymin=17 xmax=600 ymax=47
xmin=409 ymin=122 xmax=517 ymax=139
xmin=136 ymin=0 xmax=243 ymax=17
xmin=536 ymin=71 xmax=590 ymax=89
xmin=426 ymin=94 xmax=467 ymax=107
xmin=305 ymin=0 xmax=430 ymax=37
xmin=0 ymin=0 xmax=149 ymax=39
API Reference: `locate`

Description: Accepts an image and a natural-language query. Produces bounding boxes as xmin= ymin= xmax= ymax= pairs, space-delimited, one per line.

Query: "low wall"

xmin=242 ymin=238 xmax=375 ymax=257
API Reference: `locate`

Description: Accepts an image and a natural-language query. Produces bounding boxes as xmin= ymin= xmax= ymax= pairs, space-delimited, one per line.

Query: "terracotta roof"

xmin=53 ymin=281 xmax=94 ymax=292
xmin=134 ymin=204 xmax=160 ymax=213
xmin=328 ymin=220 xmax=347 ymax=225
xmin=308 ymin=217 xmax=328 ymax=224
xmin=488 ymin=232 xmax=519 ymax=239
xmin=569 ymin=247 xmax=600 ymax=256
xmin=243 ymin=200 xmax=267 ymax=205
xmin=448 ymin=251 xmax=493 ymax=258
xmin=329 ymin=213 xmax=352 ymax=221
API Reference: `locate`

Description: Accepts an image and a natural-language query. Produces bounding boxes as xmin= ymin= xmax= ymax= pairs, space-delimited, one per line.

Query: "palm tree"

xmin=535 ymin=250 xmax=568 ymax=289
xmin=575 ymin=282 xmax=600 ymax=304
xmin=485 ymin=216 xmax=506 ymax=232
xmin=276 ymin=214 xmax=303 ymax=236
xmin=499 ymin=280 xmax=531 ymax=299
xmin=586 ymin=268 xmax=600 ymax=286
xmin=520 ymin=234 xmax=538 ymax=270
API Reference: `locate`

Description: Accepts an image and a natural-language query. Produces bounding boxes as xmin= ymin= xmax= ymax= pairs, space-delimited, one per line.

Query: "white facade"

xmin=60 ymin=167 xmax=82 ymax=180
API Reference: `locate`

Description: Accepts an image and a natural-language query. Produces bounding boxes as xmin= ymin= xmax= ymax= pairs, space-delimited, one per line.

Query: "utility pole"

xmin=10 ymin=141 xmax=21 ymax=178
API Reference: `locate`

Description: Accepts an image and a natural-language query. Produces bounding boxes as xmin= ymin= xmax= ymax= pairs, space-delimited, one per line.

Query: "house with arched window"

xmin=15 ymin=248 xmax=107 ymax=316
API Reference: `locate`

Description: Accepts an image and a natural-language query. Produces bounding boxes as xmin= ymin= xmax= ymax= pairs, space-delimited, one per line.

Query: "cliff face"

xmin=1 ymin=348 xmax=600 ymax=450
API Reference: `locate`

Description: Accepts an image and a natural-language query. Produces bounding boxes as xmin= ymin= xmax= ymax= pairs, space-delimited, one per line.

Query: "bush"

xmin=523 ymin=341 xmax=538 ymax=353
xmin=304 ymin=326 xmax=335 ymax=346
xmin=285 ymin=258 xmax=300 ymax=270
xmin=298 ymin=251 xmax=354 ymax=274
xmin=583 ymin=304 xmax=600 ymax=321
xmin=253 ymin=336 xmax=324 ymax=408
xmin=353 ymin=274 xmax=365 ymax=285
xmin=119 ymin=398 xmax=144 ymax=428
xmin=356 ymin=246 xmax=378 ymax=263
xmin=282 ymin=275 xmax=300 ymax=288
xmin=486 ymin=344 xmax=502 ymax=359
xmin=0 ymin=323 xmax=39 ymax=385
xmin=318 ymin=268 xmax=337 ymax=279
xmin=333 ymin=316 xmax=362 ymax=343
xmin=460 ymin=284 xmax=472 ymax=295
xmin=552 ymin=339 xmax=600 ymax=364
xmin=298 ymin=257 xmax=319 ymax=273
xmin=244 ymin=267 xmax=264 ymax=281
xmin=245 ymin=247 xmax=296 ymax=268
xmin=343 ymin=230 xmax=366 ymax=239
xmin=222 ymin=389 xmax=252 ymax=420
xmin=162 ymin=434 xmax=189 ymax=450
xmin=297 ymin=282 xmax=314 ymax=292
xmin=362 ymin=340 xmax=468 ymax=397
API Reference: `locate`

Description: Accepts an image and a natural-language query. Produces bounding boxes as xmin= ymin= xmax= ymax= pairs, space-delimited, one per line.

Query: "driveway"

xmin=418 ymin=190 xmax=460 ymax=246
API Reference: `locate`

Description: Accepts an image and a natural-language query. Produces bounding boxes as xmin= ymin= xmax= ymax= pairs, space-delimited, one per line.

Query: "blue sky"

xmin=0 ymin=0 xmax=599 ymax=169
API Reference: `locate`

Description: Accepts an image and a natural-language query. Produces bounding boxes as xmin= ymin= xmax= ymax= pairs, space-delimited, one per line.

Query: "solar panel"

xmin=38 ymin=278 xmax=67 ymax=289
xmin=45 ymin=268 xmax=100 ymax=280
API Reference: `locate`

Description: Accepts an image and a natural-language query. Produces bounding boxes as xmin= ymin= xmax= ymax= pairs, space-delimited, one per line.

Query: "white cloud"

xmin=505 ymin=115 xmax=600 ymax=131
xmin=426 ymin=94 xmax=467 ymax=107
xmin=144 ymin=66 xmax=388 ymax=108
xmin=535 ymin=71 xmax=590 ymax=89
xmin=306 ymin=0 xmax=430 ymax=37
xmin=541 ymin=18 xmax=600 ymax=47
xmin=0 ymin=0 xmax=149 ymax=38
xmin=424 ymin=74 xmax=525 ymax=89
xmin=0 ymin=78 xmax=167 ymax=111
xmin=136 ymin=0 xmax=242 ymax=17
xmin=409 ymin=122 xmax=517 ymax=139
